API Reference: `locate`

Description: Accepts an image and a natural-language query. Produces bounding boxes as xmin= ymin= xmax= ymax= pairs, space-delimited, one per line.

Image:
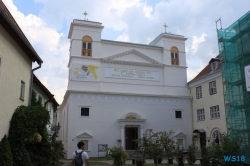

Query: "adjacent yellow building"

xmin=188 ymin=56 xmax=227 ymax=150
xmin=0 ymin=1 xmax=43 ymax=139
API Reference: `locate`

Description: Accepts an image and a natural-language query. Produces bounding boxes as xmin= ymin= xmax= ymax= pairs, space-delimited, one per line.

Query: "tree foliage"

xmin=8 ymin=105 xmax=51 ymax=166
xmin=186 ymin=137 xmax=197 ymax=165
xmin=201 ymin=133 xmax=242 ymax=166
xmin=110 ymin=146 xmax=128 ymax=166
xmin=135 ymin=130 xmax=173 ymax=166
xmin=158 ymin=131 xmax=176 ymax=166
xmin=0 ymin=135 xmax=13 ymax=166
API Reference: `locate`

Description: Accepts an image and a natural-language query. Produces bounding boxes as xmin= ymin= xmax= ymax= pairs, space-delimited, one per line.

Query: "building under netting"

xmin=217 ymin=11 xmax=250 ymax=160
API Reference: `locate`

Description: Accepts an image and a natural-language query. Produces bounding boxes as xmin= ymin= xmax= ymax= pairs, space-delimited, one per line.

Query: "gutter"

xmin=28 ymin=63 xmax=42 ymax=106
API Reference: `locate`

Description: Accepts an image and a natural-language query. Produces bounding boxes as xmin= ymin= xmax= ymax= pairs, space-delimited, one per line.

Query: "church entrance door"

xmin=125 ymin=127 xmax=138 ymax=150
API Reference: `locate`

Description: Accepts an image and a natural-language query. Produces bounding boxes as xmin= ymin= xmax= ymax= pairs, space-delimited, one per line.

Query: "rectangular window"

xmin=196 ymin=86 xmax=202 ymax=99
xmin=175 ymin=111 xmax=182 ymax=118
xmin=177 ymin=139 xmax=183 ymax=149
xmin=171 ymin=53 xmax=179 ymax=65
xmin=82 ymin=42 xmax=92 ymax=56
xmin=210 ymin=105 xmax=220 ymax=119
xmin=20 ymin=81 xmax=25 ymax=100
xmin=81 ymin=108 xmax=89 ymax=116
xmin=197 ymin=108 xmax=205 ymax=121
xmin=209 ymin=81 xmax=217 ymax=95
xmin=82 ymin=42 xmax=87 ymax=49
xmin=81 ymin=140 xmax=88 ymax=150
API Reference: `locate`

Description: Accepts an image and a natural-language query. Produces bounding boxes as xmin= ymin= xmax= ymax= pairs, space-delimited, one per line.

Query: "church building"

xmin=57 ymin=18 xmax=192 ymax=158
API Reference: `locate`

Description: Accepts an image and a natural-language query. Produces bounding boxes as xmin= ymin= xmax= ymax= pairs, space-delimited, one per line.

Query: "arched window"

xmin=82 ymin=36 xmax=92 ymax=57
xmin=212 ymin=130 xmax=222 ymax=144
xmin=171 ymin=47 xmax=179 ymax=65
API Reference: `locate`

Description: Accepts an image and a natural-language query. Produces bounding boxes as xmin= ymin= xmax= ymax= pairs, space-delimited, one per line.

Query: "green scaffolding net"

xmin=217 ymin=11 xmax=250 ymax=161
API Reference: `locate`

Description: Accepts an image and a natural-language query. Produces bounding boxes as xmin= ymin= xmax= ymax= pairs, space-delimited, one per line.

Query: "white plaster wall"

xmin=68 ymin=58 xmax=189 ymax=97
xmin=63 ymin=92 xmax=192 ymax=158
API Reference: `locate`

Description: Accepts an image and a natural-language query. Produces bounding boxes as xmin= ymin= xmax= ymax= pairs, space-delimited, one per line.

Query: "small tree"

xmin=147 ymin=134 xmax=164 ymax=166
xmin=110 ymin=146 xmax=128 ymax=166
xmin=51 ymin=124 xmax=65 ymax=165
xmin=158 ymin=131 xmax=176 ymax=166
xmin=0 ymin=135 xmax=13 ymax=166
xmin=201 ymin=146 xmax=211 ymax=166
xmin=187 ymin=137 xmax=197 ymax=165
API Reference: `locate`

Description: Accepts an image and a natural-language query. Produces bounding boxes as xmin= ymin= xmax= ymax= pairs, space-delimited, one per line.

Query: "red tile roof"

xmin=189 ymin=55 xmax=221 ymax=83
xmin=0 ymin=1 xmax=43 ymax=63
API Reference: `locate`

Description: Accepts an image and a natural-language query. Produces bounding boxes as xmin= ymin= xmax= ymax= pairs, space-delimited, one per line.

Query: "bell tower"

xmin=68 ymin=19 xmax=104 ymax=58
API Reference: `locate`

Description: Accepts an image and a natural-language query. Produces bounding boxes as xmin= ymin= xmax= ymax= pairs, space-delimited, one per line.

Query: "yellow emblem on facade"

xmin=73 ymin=64 xmax=99 ymax=80
xmin=88 ymin=64 xmax=99 ymax=79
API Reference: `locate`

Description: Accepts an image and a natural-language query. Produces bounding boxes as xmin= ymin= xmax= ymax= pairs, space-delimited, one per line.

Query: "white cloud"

xmin=3 ymin=0 xmax=250 ymax=103
xmin=3 ymin=0 xmax=68 ymax=104
xmin=116 ymin=34 xmax=130 ymax=42
xmin=187 ymin=33 xmax=207 ymax=54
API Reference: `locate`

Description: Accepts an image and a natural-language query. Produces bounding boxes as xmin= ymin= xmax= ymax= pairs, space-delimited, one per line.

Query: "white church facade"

xmin=57 ymin=19 xmax=193 ymax=158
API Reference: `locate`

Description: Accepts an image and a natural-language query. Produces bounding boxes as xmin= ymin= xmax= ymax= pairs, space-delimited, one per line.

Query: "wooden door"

xmin=125 ymin=127 xmax=138 ymax=150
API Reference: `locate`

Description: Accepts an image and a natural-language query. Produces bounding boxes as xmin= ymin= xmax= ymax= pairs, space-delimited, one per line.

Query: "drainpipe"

xmin=28 ymin=62 xmax=42 ymax=106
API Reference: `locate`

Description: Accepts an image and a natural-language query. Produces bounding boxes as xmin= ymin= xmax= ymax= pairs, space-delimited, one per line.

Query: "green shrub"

xmin=8 ymin=105 xmax=51 ymax=166
xmin=201 ymin=146 xmax=211 ymax=166
xmin=0 ymin=135 xmax=13 ymax=166
xmin=51 ymin=141 xmax=65 ymax=165
xmin=110 ymin=146 xmax=128 ymax=166
xmin=187 ymin=137 xmax=197 ymax=165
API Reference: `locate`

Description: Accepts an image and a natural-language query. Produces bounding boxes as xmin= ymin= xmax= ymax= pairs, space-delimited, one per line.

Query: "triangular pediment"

xmin=174 ymin=132 xmax=186 ymax=138
xmin=77 ymin=132 xmax=92 ymax=138
xmin=101 ymin=49 xmax=163 ymax=67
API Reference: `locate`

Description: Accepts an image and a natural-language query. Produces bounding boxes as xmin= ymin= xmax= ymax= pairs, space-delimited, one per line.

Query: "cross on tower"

xmin=163 ymin=23 xmax=168 ymax=33
xmin=83 ymin=11 xmax=88 ymax=20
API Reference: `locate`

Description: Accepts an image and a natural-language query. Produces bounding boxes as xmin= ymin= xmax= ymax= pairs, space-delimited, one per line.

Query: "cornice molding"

xmin=67 ymin=92 xmax=191 ymax=105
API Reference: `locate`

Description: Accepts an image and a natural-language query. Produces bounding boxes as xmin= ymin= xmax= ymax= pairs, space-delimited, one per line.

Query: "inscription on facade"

xmin=105 ymin=68 xmax=160 ymax=81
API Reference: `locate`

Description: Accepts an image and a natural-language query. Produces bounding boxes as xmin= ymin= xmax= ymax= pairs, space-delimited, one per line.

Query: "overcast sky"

xmin=2 ymin=0 xmax=250 ymax=104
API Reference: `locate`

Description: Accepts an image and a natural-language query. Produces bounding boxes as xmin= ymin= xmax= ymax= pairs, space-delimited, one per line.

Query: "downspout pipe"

xmin=28 ymin=62 xmax=42 ymax=106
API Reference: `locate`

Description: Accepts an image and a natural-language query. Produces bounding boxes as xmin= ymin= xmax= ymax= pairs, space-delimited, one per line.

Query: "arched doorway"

xmin=193 ymin=129 xmax=206 ymax=149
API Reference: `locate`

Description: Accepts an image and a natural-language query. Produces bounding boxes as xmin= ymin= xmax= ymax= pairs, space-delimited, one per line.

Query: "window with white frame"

xmin=81 ymin=107 xmax=89 ymax=116
xmin=171 ymin=47 xmax=179 ymax=65
xmin=20 ymin=81 xmax=25 ymax=100
xmin=212 ymin=130 xmax=222 ymax=144
xmin=210 ymin=105 xmax=220 ymax=119
xmin=175 ymin=111 xmax=182 ymax=119
xmin=82 ymin=36 xmax=92 ymax=57
xmin=197 ymin=108 xmax=205 ymax=121
xmin=81 ymin=140 xmax=88 ymax=150
xmin=177 ymin=139 xmax=184 ymax=149
xmin=196 ymin=86 xmax=202 ymax=99
xmin=209 ymin=81 xmax=217 ymax=95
